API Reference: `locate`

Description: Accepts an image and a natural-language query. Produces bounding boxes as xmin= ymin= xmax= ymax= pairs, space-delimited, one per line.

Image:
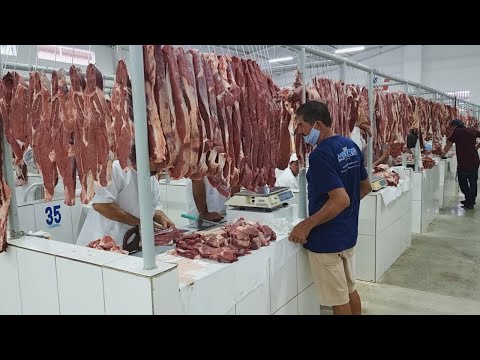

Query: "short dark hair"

xmin=295 ymin=100 xmax=332 ymax=127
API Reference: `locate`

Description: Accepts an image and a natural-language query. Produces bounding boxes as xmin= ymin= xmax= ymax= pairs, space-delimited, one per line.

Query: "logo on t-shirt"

xmin=337 ymin=146 xmax=358 ymax=162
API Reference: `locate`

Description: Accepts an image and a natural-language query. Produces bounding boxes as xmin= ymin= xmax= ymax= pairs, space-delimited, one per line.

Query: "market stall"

xmin=356 ymin=166 xmax=412 ymax=282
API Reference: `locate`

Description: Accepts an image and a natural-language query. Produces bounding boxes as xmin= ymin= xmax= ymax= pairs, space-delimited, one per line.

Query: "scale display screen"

xmin=278 ymin=190 xmax=294 ymax=202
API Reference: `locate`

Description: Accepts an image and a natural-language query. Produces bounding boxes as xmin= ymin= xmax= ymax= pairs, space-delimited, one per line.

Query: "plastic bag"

xmin=350 ymin=126 xmax=366 ymax=152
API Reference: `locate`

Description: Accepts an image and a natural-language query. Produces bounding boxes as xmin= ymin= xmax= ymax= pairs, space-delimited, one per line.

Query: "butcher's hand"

xmin=156 ymin=213 xmax=175 ymax=229
xmin=200 ymin=212 xmax=224 ymax=222
xmin=288 ymin=220 xmax=313 ymax=244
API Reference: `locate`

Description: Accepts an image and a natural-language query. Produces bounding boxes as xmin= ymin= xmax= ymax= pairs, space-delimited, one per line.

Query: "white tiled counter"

xmin=1 ymin=228 xmax=319 ymax=315
xmin=439 ymin=156 xmax=458 ymax=209
xmin=356 ymin=181 xmax=412 ymax=282
xmin=411 ymin=164 xmax=441 ymax=233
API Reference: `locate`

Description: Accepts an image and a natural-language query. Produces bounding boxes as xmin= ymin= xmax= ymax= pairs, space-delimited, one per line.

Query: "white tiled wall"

xmin=274 ymin=296 xmax=298 ymax=315
xmin=296 ymin=249 xmax=313 ymax=293
xmin=270 ymin=254 xmax=298 ymax=314
xmin=0 ymin=247 xmax=22 ymax=315
xmin=355 ymin=234 xmax=376 ymax=282
xmin=297 ymin=284 xmax=320 ymax=315
xmin=56 ymin=258 xmax=105 ymax=315
xmin=16 ymin=249 xmax=60 ymax=315
xmin=103 ymin=268 xmax=153 ymax=315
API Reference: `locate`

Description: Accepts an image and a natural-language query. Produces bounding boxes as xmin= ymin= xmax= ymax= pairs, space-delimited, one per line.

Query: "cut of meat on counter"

xmin=373 ymin=164 xmax=400 ymax=187
xmin=174 ymin=218 xmax=277 ymax=263
xmin=153 ymin=227 xmax=182 ymax=246
xmin=87 ymin=236 xmax=129 ymax=254
xmin=422 ymin=156 xmax=436 ymax=169
xmin=0 ymin=117 xmax=12 ymax=253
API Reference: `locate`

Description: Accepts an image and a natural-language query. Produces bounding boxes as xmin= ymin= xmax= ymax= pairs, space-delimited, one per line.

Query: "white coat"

xmin=275 ymin=168 xmax=299 ymax=190
xmin=185 ymin=177 xmax=229 ymax=219
xmin=76 ymin=161 xmax=163 ymax=247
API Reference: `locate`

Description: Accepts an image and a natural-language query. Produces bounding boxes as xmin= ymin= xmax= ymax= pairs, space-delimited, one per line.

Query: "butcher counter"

xmin=0 ymin=218 xmax=321 ymax=315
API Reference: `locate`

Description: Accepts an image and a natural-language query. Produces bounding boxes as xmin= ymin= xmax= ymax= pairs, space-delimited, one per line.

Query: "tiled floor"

xmin=361 ymin=196 xmax=480 ymax=315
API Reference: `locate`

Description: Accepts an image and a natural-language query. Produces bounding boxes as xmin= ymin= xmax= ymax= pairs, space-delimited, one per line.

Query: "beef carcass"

xmin=111 ymin=60 xmax=134 ymax=170
xmin=163 ymin=45 xmax=190 ymax=179
xmin=84 ymin=64 xmax=114 ymax=188
xmin=0 ymin=118 xmax=12 ymax=253
xmin=51 ymin=69 xmax=76 ymax=205
xmin=69 ymin=66 xmax=93 ymax=204
xmin=31 ymin=72 xmax=58 ymax=201
xmin=143 ymin=45 xmax=167 ymax=166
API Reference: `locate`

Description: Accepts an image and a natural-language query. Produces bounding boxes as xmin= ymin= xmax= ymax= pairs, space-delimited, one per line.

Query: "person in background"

xmin=406 ymin=128 xmax=419 ymax=151
xmin=289 ymin=100 xmax=372 ymax=315
xmin=373 ymin=143 xmax=391 ymax=167
xmin=442 ymin=119 xmax=480 ymax=210
xmin=275 ymin=153 xmax=299 ymax=190
xmin=424 ymin=134 xmax=433 ymax=151
xmin=76 ymin=145 xmax=174 ymax=247
xmin=185 ymin=178 xmax=241 ymax=223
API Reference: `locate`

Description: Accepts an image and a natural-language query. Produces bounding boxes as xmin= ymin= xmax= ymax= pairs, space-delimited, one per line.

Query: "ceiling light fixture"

xmin=268 ymin=56 xmax=294 ymax=63
xmin=334 ymin=46 xmax=365 ymax=54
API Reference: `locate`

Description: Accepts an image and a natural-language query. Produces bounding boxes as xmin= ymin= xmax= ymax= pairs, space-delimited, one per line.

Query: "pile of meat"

xmin=87 ymin=235 xmax=129 ymax=254
xmin=285 ymin=73 xmax=371 ymax=166
xmin=0 ymin=118 xmax=11 ymax=253
xmin=373 ymin=164 xmax=400 ymax=187
xmin=153 ymin=227 xmax=182 ymax=246
xmin=0 ymin=61 xmax=133 ymax=206
xmin=143 ymin=45 xmax=291 ymax=196
xmin=174 ymin=218 xmax=277 ymax=263
xmin=422 ymin=156 xmax=436 ymax=169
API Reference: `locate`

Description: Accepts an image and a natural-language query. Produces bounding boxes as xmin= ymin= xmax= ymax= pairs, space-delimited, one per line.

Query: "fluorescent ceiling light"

xmin=334 ymin=46 xmax=365 ymax=54
xmin=269 ymin=56 xmax=293 ymax=63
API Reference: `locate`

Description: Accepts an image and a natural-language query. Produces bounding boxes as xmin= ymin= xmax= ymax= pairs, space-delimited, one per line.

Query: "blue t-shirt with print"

xmin=304 ymin=135 xmax=368 ymax=253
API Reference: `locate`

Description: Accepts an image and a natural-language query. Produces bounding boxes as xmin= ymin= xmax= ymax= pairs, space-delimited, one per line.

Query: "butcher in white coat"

xmin=185 ymin=177 xmax=233 ymax=223
xmin=76 ymin=147 xmax=174 ymax=247
xmin=275 ymin=153 xmax=300 ymax=190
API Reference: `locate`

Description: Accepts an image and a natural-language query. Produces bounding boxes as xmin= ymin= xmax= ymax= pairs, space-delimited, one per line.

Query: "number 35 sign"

xmin=45 ymin=205 xmax=62 ymax=228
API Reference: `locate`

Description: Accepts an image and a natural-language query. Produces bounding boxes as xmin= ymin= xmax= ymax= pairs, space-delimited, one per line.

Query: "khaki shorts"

xmin=308 ymin=247 xmax=356 ymax=306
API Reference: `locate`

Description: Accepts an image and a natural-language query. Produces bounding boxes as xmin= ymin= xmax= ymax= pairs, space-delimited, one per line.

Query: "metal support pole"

xmin=297 ymin=48 xmax=307 ymax=220
xmin=129 ymin=45 xmax=156 ymax=270
xmin=0 ymin=47 xmax=21 ymax=237
xmin=367 ymin=70 xmax=374 ymax=180
xmin=3 ymin=61 xmax=115 ymax=81
xmin=339 ymin=61 xmax=346 ymax=82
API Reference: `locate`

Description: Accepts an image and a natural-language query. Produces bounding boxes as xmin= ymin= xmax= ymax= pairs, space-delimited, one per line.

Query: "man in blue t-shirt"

xmin=289 ymin=101 xmax=372 ymax=315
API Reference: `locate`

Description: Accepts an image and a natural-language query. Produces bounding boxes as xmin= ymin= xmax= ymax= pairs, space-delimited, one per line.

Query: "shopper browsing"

xmin=288 ymin=100 xmax=372 ymax=315
xmin=442 ymin=119 xmax=480 ymax=209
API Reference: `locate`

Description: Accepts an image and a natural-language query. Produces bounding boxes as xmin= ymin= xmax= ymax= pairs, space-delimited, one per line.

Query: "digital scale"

xmin=225 ymin=186 xmax=294 ymax=211
xmin=371 ymin=175 xmax=387 ymax=191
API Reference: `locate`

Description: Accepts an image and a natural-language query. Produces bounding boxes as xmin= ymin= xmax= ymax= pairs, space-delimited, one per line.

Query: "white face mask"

xmin=303 ymin=127 xmax=320 ymax=146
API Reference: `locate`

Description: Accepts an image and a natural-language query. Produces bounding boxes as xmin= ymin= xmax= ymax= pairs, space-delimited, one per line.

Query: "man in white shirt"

xmin=185 ymin=177 xmax=231 ymax=222
xmin=275 ymin=153 xmax=300 ymax=190
xmin=76 ymin=148 xmax=174 ymax=247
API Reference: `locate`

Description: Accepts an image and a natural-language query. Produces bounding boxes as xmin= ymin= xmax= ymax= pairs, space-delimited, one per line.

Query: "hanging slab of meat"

xmin=233 ymin=57 xmax=254 ymax=189
xmin=143 ymin=45 xmax=167 ymax=167
xmin=203 ymin=53 xmax=227 ymax=189
xmin=190 ymin=49 xmax=215 ymax=179
xmin=154 ymin=45 xmax=177 ymax=170
xmin=277 ymin=99 xmax=292 ymax=170
xmin=163 ymin=45 xmax=189 ymax=179
xmin=177 ymin=47 xmax=202 ymax=179
xmin=31 ymin=72 xmax=58 ymax=201
xmin=84 ymin=64 xmax=114 ymax=188
xmin=111 ymin=60 xmax=134 ymax=170
xmin=69 ymin=66 xmax=94 ymax=204
xmin=51 ymin=69 xmax=76 ymax=206
xmin=0 ymin=118 xmax=12 ymax=253
xmin=4 ymin=72 xmax=28 ymax=165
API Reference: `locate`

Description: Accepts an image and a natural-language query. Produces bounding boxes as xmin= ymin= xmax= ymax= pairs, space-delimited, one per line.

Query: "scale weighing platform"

xmin=371 ymin=175 xmax=387 ymax=191
xmin=225 ymin=186 xmax=294 ymax=211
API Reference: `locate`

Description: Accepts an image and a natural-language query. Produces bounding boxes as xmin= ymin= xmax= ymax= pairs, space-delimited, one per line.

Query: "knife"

xmin=181 ymin=213 xmax=226 ymax=227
